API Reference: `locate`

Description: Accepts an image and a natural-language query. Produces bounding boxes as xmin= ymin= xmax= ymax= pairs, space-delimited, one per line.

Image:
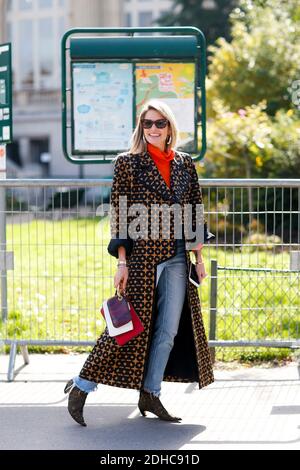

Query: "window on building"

xmin=38 ymin=18 xmax=54 ymax=88
xmin=19 ymin=0 xmax=33 ymax=10
xmin=138 ymin=11 xmax=153 ymax=27
xmin=38 ymin=0 xmax=53 ymax=8
xmin=30 ymin=138 xmax=50 ymax=176
xmin=6 ymin=141 xmax=22 ymax=167
xmin=30 ymin=138 xmax=49 ymax=163
xmin=58 ymin=16 xmax=65 ymax=42
xmin=125 ymin=13 xmax=132 ymax=27
xmin=19 ymin=19 xmax=34 ymax=87
xmin=6 ymin=0 xmax=68 ymax=91
xmin=159 ymin=10 xmax=170 ymax=17
xmin=6 ymin=22 xmax=12 ymax=42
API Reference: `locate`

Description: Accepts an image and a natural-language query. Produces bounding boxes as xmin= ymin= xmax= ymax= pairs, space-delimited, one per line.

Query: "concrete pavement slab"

xmin=0 ymin=354 xmax=299 ymax=450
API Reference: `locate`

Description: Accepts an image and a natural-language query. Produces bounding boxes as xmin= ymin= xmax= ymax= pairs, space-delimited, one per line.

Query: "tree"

xmin=204 ymin=0 xmax=300 ymax=180
xmin=157 ymin=0 xmax=237 ymax=46
xmin=208 ymin=0 xmax=300 ymax=114
xmin=205 ymin=100 xmax=273 ymax=179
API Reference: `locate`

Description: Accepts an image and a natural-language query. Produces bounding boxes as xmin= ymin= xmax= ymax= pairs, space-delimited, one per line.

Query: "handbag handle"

xmin=117 ymin=285 xmax=126 ymax=300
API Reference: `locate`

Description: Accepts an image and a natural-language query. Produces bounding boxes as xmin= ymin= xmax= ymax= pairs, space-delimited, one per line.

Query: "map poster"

xmin=135 ymin=63 xmax=196 ymax=151
xmin=72 ymin=63 xmax=133 ymax=152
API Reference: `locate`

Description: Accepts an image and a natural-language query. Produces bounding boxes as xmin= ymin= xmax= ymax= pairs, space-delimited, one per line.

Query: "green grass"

xmin=1 ymin=217 xmax=110 ymax=346
xmin=201 ymin=247 xmax=299 ymax=361
xmin=0 ymin=217 xmax=299 ymax=362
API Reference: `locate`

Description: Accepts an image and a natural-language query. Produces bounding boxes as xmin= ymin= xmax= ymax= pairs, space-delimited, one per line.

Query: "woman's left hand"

xmin=195 ymin=261 xmax=208 ymax=284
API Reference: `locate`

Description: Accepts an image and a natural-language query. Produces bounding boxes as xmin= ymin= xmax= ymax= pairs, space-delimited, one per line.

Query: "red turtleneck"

xmin=147 ymin=143 xmax=175 ymax=188
xmin=147 ymin=143 xmax=203 ymax=251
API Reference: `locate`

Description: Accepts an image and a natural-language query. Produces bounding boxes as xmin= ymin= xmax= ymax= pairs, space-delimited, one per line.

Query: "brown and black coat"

xmin=79 ymin=150 xmax=215 ymax=390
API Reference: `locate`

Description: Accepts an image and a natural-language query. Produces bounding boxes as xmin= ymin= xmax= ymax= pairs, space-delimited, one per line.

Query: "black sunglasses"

xmin=141 ymin=118 xmax=169 ymax=129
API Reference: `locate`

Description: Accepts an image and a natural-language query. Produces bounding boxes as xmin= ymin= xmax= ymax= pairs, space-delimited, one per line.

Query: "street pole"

xmin=0 ymin=144 xmax=7 ymax=322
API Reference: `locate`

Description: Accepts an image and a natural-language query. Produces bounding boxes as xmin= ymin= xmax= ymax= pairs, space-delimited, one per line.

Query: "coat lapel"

xmin=137 ymin=150 xmax=191 ymax=203
xmin=171 ymin=151 xmax=191 ymax=203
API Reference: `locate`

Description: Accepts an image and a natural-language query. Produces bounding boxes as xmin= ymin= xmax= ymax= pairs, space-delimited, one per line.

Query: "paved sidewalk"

xmin=0 ymin=354 xmax=299 ymax=450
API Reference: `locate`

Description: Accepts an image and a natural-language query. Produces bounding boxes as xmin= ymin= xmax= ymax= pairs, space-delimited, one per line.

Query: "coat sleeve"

xmin=107 ymin=154 xmax=134 ymax=259
xmin=187 ymin=155 xmax=215 ymax=246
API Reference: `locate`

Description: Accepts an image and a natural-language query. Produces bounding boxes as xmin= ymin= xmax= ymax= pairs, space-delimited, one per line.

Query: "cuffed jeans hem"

xmin=74 ymin=376 xmax=98 ymax=393
xmin=142 ymin=387 xmax=161 ymax=398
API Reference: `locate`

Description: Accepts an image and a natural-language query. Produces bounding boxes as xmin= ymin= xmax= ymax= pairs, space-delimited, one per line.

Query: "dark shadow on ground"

xmin=0 ymin=405 xmax=206 ymax=450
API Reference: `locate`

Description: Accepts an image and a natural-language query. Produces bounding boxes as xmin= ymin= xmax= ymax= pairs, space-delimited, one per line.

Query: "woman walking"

xmin=64 ymin=99 xmax=215 ymax=426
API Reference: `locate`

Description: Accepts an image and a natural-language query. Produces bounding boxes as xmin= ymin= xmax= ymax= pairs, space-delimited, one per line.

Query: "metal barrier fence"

xmin=0 ymin=178 xmax=300 ymax=381
xmin=209 ymin=262 xmax=300 ymax=360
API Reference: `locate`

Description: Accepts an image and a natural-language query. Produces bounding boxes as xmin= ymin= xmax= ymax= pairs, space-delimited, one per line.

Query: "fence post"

xmin=209 ymin=259 xmax=218 ymax=364
xmin=0 ymin=145 xmax=8 ymax=322
xmin=7 ymin=341 xmax=17 ymax=382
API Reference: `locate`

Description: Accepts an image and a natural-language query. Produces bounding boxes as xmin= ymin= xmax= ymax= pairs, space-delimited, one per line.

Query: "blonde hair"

xmin=129 ymin=100 xmax=179 ymax=154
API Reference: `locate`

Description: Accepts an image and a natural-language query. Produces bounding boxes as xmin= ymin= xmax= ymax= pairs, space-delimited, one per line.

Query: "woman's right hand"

xmin=114 ymin=266 xmax=129 ymax=294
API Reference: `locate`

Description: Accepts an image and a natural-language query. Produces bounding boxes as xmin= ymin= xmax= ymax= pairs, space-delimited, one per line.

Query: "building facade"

xmin=0 ymin=0 xmax=177 ymax=178
xmin=0 ymin=1 xmax=219 ymax=178
xmin=123 ymin=0 xmax=172 ymax=27
xmin=0 ymin=0 xmax=124 ymax=178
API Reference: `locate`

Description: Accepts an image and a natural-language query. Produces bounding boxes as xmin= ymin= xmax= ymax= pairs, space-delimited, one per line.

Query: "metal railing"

xmin=209 ymin=261 xmax=300 ymax=359
xmin=0 ymin=178 xmax=300 ymax=380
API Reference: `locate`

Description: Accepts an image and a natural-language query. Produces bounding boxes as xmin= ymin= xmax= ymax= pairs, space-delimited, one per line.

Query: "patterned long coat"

xmin=79 ymin=150 xmax=215 ymax=390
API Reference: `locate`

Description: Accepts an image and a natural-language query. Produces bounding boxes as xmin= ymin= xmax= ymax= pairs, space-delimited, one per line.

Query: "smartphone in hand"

xmin=189 ymin=262 xmax=201 ymax=287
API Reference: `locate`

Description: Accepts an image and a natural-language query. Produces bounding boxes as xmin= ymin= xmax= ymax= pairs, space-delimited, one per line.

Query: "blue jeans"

xmin=74 ymin=238 xmax=187 ymax=395
xmin=143 ymin=238 xmax=187 ymax=397
xmin=73 ymin=375 xmax=98 ymax=393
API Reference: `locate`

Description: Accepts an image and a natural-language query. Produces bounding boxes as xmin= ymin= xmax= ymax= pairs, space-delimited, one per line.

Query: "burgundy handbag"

xmin=101 ymin=287 xmax=144 ymax=346
xmin=106 ymin=294 xmax=132 ymax=328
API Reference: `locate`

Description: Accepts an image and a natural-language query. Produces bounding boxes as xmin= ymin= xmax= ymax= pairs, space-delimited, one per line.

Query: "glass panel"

xmin=6 ymin=22 xmax=15 ymax=85
xmin=58 ymin=16 xmax=65 ymax=38
xmin=125 ymin=13 xmax=131 ymax=27
xmin=19 ymin=0 xmax=33 ymax=10
xmin=138 ymin=11 xmax=153 ymax=27
xmin=6 ymin=0 xmax=13 ymax=11
xmin=58 ymin=16 xmax=65 ymax=65
xmin=58 ymin=0 xmax=65 ymax=6
xmin=19 ymin=19 xmax=33 ymax=86
xmin=6 ymin=22 xmax=12 ymax=42
xmin=38 ymin=18 xmax=54 ymax=87
xmin=38 ymin=0 xmax=53 ymax=8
